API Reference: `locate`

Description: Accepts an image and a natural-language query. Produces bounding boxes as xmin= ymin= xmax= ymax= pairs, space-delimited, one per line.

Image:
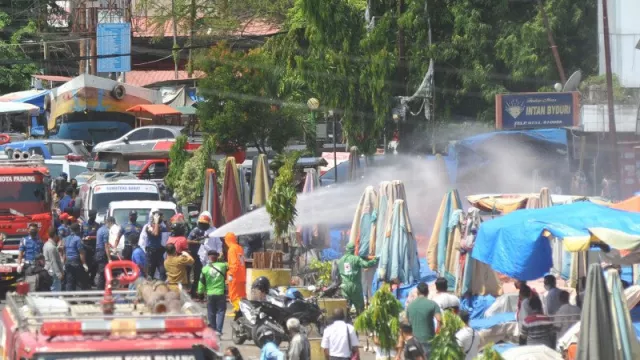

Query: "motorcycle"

xmin=232 ymin=284 xmax=340 ymax=347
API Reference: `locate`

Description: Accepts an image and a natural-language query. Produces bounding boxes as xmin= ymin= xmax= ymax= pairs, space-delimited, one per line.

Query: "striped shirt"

xmin=522 ymin=313 xmax=555 ymax=347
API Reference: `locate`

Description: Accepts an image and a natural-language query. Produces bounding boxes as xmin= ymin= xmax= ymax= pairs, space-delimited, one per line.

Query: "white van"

xmin=79 ymin=178 xmax=161 ymax=223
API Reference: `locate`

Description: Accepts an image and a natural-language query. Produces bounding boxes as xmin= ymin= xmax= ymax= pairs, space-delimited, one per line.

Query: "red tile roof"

xmin=32 ymin=74 xmax=72 ymax=82
xmin=125 ymin=70 xmax=205 ymax=87
xmin=126 ymin=104 xmax=182 ymax=116
xmin=131 ymin=16 xmax=281 ymax=38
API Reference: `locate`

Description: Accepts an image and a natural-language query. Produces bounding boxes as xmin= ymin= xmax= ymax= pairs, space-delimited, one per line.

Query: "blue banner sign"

xmin=97 ymin=23 xmax=132 ymax=73
xmin=495 ymin=92 xmax=580 ymax=130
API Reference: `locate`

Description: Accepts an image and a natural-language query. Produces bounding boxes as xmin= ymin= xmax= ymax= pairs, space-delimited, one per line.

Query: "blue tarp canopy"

xmin=443 ymin=128 xmax=568 ymax=185
xmin=0 ymin=89 xmax=50 ymax=113
xmin=472 ymin=201 xmax=640 ymax=281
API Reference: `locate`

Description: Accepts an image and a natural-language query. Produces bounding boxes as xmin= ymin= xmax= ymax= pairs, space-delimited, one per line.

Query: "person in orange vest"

xmin=225 ymin=233 xmax=246 ymax=312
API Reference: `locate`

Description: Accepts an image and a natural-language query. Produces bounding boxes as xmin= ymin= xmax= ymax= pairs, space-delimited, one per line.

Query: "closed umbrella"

xmin=300 ymin=168 xmax=321 ymax=247
xmin=378 ymin=199 xmax=420 ymax=284
xmin=200 ymin=168 xmax=223 ymax=227
xmin=372 ymin=180 xmax=407 ymax=257
xmin=606 ymin=269 xmax=640 ymax=359
xmin=238 ymin=166 xmax=250 ymax=213
xmin=251 ymin=154 xmax=271 ymax=207
xmin=348 ymin=185 xmax=378 ymax=257
xmin=577 ymin=263 xmax=615 ymax=360
xmin=222 ymin=157 xmax=242 ymax=224
xmin=348 ymin=146 xmax=360 ymax=182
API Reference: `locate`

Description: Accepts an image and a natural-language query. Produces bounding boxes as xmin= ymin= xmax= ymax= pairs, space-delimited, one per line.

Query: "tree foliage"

xmin=197 ymin=42 xmax=304 ymax=154
xmin=174 ymin=137 xmax=217 ymax=205
xmin=354 ymin=284 xmax=403 ymax=352
xmin=0 ymin=14 xmax=38 ymax=94
xmin=429 ymin=311 xmax=465 ymax=360
xmin=266 ymin=151 xmax=301 ymax=243
xmin=262 ymin=0 xmax=597 ymax=153
xmin=166 ymin=135 xmax=189 ymax=190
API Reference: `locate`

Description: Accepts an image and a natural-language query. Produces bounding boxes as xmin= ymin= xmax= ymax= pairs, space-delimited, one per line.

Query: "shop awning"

xmin=126 ymin=104 xmax=181 ymax=116
xmin=0 ymin=102 xmax=40 ymax=115
xmin=174 ymin=105 xmax=196 ymax=115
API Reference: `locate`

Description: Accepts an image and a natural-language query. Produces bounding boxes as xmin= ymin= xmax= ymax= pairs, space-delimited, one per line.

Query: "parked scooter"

xmin=232 ymin=277 xmax=337 ymax=347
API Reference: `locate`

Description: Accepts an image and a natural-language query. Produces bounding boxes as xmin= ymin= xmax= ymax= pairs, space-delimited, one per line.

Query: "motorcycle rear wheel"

xmin=231 ymin=322 xmax=247 ymax=345
xmin=252 ymin=324 xmax=283 ymax=348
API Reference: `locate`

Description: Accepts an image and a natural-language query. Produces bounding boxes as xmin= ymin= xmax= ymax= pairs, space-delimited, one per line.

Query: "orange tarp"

xmin=126 ymin=104 xmax=181 ymax=116
xmin=611 ymin=196 xmax=640 ymax=212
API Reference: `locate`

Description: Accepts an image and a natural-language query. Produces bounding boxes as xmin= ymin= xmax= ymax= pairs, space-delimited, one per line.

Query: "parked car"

xmin=0 ymin=139 xmax=91 ymax=160
xmin=130 ymin=159 xmax=169 ymax=182
xmin=44 ymin=159 xmax=88 ymax=180
xmin=92 ymin=125 xmax=200 ymax=154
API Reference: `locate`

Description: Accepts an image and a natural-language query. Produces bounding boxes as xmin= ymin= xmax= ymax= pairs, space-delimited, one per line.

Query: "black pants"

xmin=95 ymin=253 xmax=107 ymax=290
xmin=122 ymin=244 xmax=133 ymax=260
xmin=189 ymin=255 xmax=203 ymax=298
xmin=64 ymin=261 xmax=86 ymax=291
xmin=145 ymin=247 xmax=166 ymax=281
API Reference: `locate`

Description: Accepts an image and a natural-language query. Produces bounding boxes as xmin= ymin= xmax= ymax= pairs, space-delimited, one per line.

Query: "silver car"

xmin=91 ymin=125 xmax=192 ymax=154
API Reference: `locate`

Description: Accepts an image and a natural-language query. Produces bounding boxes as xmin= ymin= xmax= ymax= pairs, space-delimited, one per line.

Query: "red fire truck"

xmin=0 ymin=261 xmax=220 ymax=359
xmin=0 ymin=153 xmax=52 ymax=289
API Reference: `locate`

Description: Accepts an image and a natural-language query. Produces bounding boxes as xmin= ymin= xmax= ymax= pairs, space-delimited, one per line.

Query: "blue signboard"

xmin=96 ymin=23 xmax=131 ymax=73
xmin=495 ymin=92 xmax=580 ymax=130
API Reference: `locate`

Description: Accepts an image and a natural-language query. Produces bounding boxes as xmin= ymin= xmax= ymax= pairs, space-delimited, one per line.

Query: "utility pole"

xmin=171 ymin=0 xmax=179 ymax=79
xmin=397 ymin=0 xmax=406 ymax=95
xmin=602 ymin=0 xmax=622 ymax=197
xmin=42 ymin=41 xmax=49 ymax=75
xmin=187 ymin=0 xmax=196 ymax=77
xmin=537 ymin=0 xmax=566 ymax=84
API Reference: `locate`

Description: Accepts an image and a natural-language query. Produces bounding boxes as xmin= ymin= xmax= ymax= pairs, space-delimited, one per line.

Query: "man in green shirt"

xmin=338 ymin=242 xmax=378 ymax=313
xmin=198 ymin=250 xmax=228 ymax=335
xmin=406 ymin=282 xmax=441 ymax=357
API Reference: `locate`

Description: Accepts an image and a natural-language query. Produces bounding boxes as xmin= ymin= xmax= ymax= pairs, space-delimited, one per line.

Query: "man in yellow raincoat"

xmin=225 ymin=232 xmax=246 ymax=312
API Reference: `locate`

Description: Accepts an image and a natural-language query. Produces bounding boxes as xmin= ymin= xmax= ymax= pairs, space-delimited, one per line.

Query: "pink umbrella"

xmin=222 ymin=157 xmax=242 ymax=224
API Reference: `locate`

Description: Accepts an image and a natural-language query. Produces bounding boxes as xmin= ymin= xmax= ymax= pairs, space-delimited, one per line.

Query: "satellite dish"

xmin=563 ymin=70 xmax=582 ymax=92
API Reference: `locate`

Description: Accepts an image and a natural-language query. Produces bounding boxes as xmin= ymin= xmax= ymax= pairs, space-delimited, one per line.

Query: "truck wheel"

xmin=231 ymin=325 xmax=246 ymax=345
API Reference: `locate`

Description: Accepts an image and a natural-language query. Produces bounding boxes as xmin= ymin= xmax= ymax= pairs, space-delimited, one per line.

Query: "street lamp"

xmin=306 ymin=98 xmax=320 ymax=156
xmin=328 ymin=110 xmax=338 ymax=183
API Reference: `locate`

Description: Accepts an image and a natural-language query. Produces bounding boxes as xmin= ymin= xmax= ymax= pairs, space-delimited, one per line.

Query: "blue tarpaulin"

xmin=460 ymin=294 xmax=497 ymax=320
xmin=472 ymin=201 xmax=640 ymax=281
xmin=371 ymin=259 xmax=437 ymax=307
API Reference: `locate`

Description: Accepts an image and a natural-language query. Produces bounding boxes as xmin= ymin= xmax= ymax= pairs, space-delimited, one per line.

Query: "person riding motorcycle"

xmin=252 ymin=276 xmax=271 ymax=301
xmin=337 ymin=242 xmax=378 ymax=313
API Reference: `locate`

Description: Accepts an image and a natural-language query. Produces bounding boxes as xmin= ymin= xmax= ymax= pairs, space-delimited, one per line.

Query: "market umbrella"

xmin=251 ymin=154 xmax=271 ymax=207
xmin=238 ymin=166 xmax=251 ymax=213
xmin=377 ymin=199 xmax=420 ymax=284
xmin=222 ymin=157 xmax=242 ymax=224
xmin=577 ymin=263 xmax=615 ymax=360
xmin=427 ymin=189 xmax=462 ymax=274
xmin=299 ymin=168 xmax=322 ymax=247
xmin=349 ymin=185 xmax=378 ymax=257
xmin=200 ymin=168 xmax=224 ymax=227
xmin=372 ymin=180 xmax=407 ymax=257
xmin=348 ymin=146 xmax=360 ymax=182
xmin=606 ymin=269 xmax=640 ymax=359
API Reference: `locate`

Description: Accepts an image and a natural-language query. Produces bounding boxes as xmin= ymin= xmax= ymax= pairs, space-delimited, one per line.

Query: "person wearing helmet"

xmin=115 ymin=210 xmax=142 ymax=256
xmin=251 ymin=276 xmax=271 ymax=300
xmin=167 ymin=222 xmax=188 ymax=254
xmin=259 ymin=330 xmax=284 ymax=360
xmin=338 ymin=242 xmax=378 ymax=313
xmin=187 ymin=211 xmax=215 ymax=298
xmin=225 ymin=233 xmax=246 ymax=313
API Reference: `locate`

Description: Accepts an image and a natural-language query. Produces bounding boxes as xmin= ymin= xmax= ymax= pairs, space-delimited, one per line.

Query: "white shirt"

xmin=456 ymin=326 xmax=480 ymax=360
xmin=198 ymin=227 xmax=222 ymax=265
xmin=138 ymin=223 xmax=170 ymax=252
xmin=517 ymin=298 xmax=531 ymax=335
xmin=109 ymin=225 xmax=124 ymax=253
xmin=544 ymin=287 xmax=562 ymax=315
xmin=321 ymin=321 xmax=359 ymax=358
xmin=432 ymin=292 xmax=460 ymax=312
xmin=554 ymin=303 xmax=581 ymax=337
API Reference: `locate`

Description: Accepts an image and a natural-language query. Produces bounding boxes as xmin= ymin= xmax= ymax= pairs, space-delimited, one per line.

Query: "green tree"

xmin=266 ymin=151 xmax=301 ymax=245
xmin=354 ymin=284 xmax=403 ymax=355
xmin=0 ymin=14 xmax=38 ymax=94
xmin=173 ymin=137 xmax=217 ymax=205
xmin=429 ymin=311 xmax=465 ymax=360
xmin=197 ymin=43 xmax=304 ymax=154
xmin=165 ymin=135 xmax=189 ymax=190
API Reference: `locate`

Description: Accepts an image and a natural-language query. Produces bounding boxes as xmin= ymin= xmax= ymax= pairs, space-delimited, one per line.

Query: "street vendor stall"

xmin=126 ymin=104 xmax=182 ymax=127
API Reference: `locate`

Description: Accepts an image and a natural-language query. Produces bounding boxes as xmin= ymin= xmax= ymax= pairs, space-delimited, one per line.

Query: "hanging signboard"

xmin=495 ymin=91 xmax=580 ymax=130
xmin=96 ymin=23 xmax=132 ymax=73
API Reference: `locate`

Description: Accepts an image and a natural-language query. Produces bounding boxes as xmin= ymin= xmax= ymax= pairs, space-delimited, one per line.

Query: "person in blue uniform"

xmin=17 ymin=223 xmax=44 ymax=273
xmin=95 ymin=217 xmax=114 ymax=290
xmin=117 ymin=210 xmax=142 ymax=260
xmin=64 ymin=223 xmax=88 ymax=291
xmin=187 ymin=212 xmax=214 ymax=298
xmin=58 ymin=187 xmax=75 ymax=212
xmin=83 ymin=210 xmax=100 ymax=286
xmin=57 ymin=213 xmax=70 ymax=239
